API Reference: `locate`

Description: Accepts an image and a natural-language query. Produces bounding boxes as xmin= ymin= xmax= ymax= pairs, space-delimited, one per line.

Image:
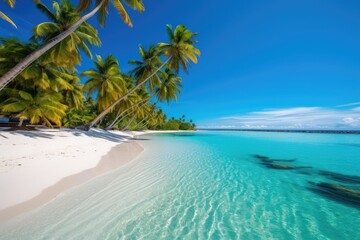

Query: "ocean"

xmin=1 ymin=131 xmax=359 ymax=239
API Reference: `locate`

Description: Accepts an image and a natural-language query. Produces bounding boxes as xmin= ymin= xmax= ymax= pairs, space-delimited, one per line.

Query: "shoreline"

xmin=0 ymin=140 xmax=144 ymax=223
xmin=0 ymin=128 xmax=185 ymax=223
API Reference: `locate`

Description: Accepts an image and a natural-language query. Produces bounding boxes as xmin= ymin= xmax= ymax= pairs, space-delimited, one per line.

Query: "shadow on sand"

xmin=1 ymin=128 xmax=132 ymax=142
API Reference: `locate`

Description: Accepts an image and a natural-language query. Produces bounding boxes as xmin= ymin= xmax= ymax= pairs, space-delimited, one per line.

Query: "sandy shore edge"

xmin=0 ymin=140 xmax=144 ymax=223
xmin=0 ymin=129 xmax=187 ymax=223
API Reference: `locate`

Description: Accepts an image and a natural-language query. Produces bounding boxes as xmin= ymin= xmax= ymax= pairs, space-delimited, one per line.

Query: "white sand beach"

xmin=0 ymin=128 xmax=150 ymax=222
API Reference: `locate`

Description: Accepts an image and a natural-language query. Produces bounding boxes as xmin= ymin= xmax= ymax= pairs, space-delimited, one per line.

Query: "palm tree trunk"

xmin=109 ymin=84 xmax=166 ymax=129
xmin=137 ymin=117 xmax=152 ymax=130
xmin=105 ymin=87 xmax=160 ymax=130
xmin=122 ymin=115 xmax=137 ymax=131
xmin=18 ymin=118 xmax=23 ymax=127
xmin=0 ymin=0 xmax=107 ymax=91
xmin=83 ymin=57 xmax=171 ymax=130
xmin=134 ymin=117 xmax=147 ymax=130
xmin=105 ymin=96 xmax=151 ymax=130
xmin=106 ymin=109 xmax=122 ymax=130
xmin=133 ymin=109 xmax=156 ymax=130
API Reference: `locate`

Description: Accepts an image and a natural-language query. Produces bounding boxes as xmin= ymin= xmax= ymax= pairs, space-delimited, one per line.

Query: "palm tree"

xmin=155 ymin=69 xmax=182 ymax=103
xmin=158 ymin=24 xmax=200 ymax=73
xmin=129 ymin=45 xmax=163 ymax=92
xmin=83 ymin=24 xmax=200 ymax=130
xmin=0 ymin=88 xmax=67 ymax=127
xmin=146 ymin=110 xmax=165 ymax=129
xmin=62 ymin=76 xmax=84 ymax=109
xmin=133 ymin=104 xmax=159 ymax=130
xmin=148 ymin=109 xmax=166 ymax=129
xmin=106 ymin=87 xmax=147 ymax=129
xmin=0 ymin=0 xmax=16 ymax=28
xmin=32 ymin=0 xmax=101 ymax=69
xmin=0 ymin=38 xmax=36 ymax=75
xmin=83 ymin=55 xmax=126 ymax=112
xmin=107 ymin=70 xmax=181 ymax=129
xmin=0 ymin=38 xmax=76 ymax=93
xmin=0 ymin=0 xmax=144 ymax=90
xmin=21 ymin=63 xmax=75 ymax=92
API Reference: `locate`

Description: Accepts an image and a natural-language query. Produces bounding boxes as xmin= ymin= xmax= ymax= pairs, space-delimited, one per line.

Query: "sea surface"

xmin=1 ymin=131 xmax=360 ymax=239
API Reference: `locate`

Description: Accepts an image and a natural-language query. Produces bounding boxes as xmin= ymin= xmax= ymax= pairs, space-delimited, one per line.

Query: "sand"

xmin=0 ymin=128 xmax=148 ymax=222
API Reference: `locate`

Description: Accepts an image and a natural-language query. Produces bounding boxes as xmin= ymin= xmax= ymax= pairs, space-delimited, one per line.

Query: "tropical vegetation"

xmin=0 ymin=0 xmax=199 ymax=131
xmin=0 ymin=0 xmax=17 ymax=28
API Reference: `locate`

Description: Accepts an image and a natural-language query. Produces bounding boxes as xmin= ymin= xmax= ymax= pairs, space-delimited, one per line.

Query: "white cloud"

xmin=336 ymin=102 xmax=360 ymax=107
xmin=200 ymin=105 xmax=360 ymax=130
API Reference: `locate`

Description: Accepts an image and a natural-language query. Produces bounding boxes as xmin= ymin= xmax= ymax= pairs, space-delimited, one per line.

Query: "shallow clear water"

xmin=1 ymin=131 xmax=360 ymax=239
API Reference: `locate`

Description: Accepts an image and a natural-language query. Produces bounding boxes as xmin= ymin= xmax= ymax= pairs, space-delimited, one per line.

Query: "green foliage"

xmin=155 ymin=115 xmax=196 ymax=131
xmin=0 ymin=88 xmax=67 ymax=127
xmin=63 ymin=108 xmax=96 ymax=127
xmin=83 ymin=55 xmax=127 ymax=112
xmin=0 ymin=0 xmax=199 ymax=130
xmin=0 ymin=0 xmax=17 ymax=28
xmin=33 ymin=0 xmax=101 ymax=69
xmin=129 ymin=45 xmax=163 ymax=92
xmin=158 ymin=25 xmax=200 ymax=73
xmin=76 ymin=0 xmax=145 ymax=27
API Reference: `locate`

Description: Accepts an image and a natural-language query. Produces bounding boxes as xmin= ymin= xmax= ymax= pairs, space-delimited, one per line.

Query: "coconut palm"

xmin=62 ymin=76 xmax=84 ymax=109
xmin=158 ymin=24 xmax=200 ymax=73
xmin=0 ymin=38 xmax=75 ymax=92
xmin=145 ymin=110 xmax=165 ymax=129
xmin=32 ymin=0 xmax=101 ymax=69
xmin=129 ymin=45 xmax=163 ymax=91
xmin=155 ymin=69 xmax=182 ymax=103
xmin=0 ymin=0 xmax=16 ymax=28
xmin=83 ymin=24 xmax=199 ymax=130
xmin=107 ymin=70 xmax=181 ymax=129
xmin=0 ymin=0 xmax=144 ymax=90
xmin=83 ymin=55 xmax=126 ymax=112
xmin=133 ymin=104 xmax=159 ymax=130
xmin=21 ymin=64 xmax=75 ymax=91
xmin=147 ymin=109 xmax=166 ymax=129
xmin=0 ymin=38 xmax=36 ymax=77
xmin=77 ymin=0 xmax=144 ymax=27
xmin=124 ymin=102 xmax=152 ymax=130
xmin=0 ymin=88 xmax=67 ymax=127
xmin=106 ymin=86 xmax=148 ymax=129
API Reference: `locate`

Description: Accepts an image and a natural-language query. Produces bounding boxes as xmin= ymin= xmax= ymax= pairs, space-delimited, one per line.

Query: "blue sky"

xmin=1 ymin=0 xmax=360 ymax=129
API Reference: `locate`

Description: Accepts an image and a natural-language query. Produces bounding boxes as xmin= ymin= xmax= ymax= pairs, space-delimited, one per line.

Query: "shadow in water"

xmin=251 ymin=154 xmax=311 ymax=170
xmin=318 ymin=170 xmax=360 ymax=184
xmin=250 ymin=154 xmax=360 ymax=210
xmin=307 ymin=182 xmax=360 ymax=210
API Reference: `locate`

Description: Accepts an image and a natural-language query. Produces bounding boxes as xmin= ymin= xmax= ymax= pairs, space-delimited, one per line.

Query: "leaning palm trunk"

xmin=133 ymin=109 xmax=157 ymax=130
xmin=122 ymin=114 xmax=137 ymax=131
xmin=106 ymin=87 xmax=161 ymax=130
xmin=133 ymin=115 xmax=148 ymax=130
xmin=135 ymin=116 xmax=152 ymax=130
xmin=105 ymin=95 xmax=151 ymax=130
xmin=82 ymin=57 xmax=171 ymax=130
xmin=110 ymin=97 xmax=153 ymax=129
xmin=18 ymin=118 xmax=24 ymax=127
xmin=0 ymin=0 xmax=107 ymax=91
xmin=115 ymin=96 xmax=159 ymax=127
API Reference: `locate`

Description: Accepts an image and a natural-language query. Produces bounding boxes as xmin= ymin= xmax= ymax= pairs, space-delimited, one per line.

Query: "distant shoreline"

xmin=198 ymin=129 xmax=360 ymax=134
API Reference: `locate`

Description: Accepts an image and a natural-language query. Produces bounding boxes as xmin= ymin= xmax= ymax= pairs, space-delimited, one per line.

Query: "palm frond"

xmin=34 ymin=0 xmax=57 ymax=22
xmin=0 ymin=11 xmax=16 ymax=28
xmin=112 ymin=0 xmax=132 ymax=27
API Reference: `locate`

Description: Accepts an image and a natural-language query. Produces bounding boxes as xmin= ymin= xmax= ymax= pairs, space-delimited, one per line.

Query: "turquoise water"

xmin=1 ymin=131 xmax=360 ymax=239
